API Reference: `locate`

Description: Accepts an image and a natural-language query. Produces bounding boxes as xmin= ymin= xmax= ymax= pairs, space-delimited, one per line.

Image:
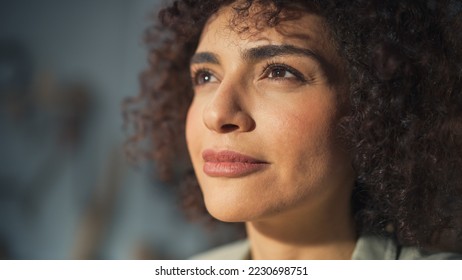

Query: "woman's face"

xmin=186 ymin=5 xmax=355 ymax=222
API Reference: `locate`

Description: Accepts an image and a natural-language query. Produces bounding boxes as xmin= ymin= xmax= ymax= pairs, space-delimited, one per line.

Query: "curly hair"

xmin=124 ymin=0 xmax=462 ymax=251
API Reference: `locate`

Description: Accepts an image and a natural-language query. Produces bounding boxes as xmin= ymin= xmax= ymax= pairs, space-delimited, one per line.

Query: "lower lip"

xmin=203 ymin=162 xmax=269 ymax=177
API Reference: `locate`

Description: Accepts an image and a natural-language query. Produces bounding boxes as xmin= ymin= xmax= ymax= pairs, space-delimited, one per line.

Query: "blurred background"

xmin=0 ymin=0 xmax=237 ymax=259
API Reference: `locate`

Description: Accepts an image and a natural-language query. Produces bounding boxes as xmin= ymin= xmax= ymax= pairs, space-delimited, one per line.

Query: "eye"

xmin=262 ymin=63 xmax=306 ymax=82
xmin=191 ymin=69 xmax=218 ymax=86
xmin=267 ymin=67 xmax=296 ymax=79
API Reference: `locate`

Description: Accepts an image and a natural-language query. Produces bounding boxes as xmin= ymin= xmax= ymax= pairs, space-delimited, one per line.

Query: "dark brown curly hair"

xmin=124 ymin=0 xmax=462 ymax=251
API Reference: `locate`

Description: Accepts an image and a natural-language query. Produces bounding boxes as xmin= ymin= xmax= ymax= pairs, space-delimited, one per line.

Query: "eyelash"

xmin=190 ymin=62 xmax=307 ymax=87
xmin=261 ymin=61 xmax=307 ymax=83
xmin=190 ymin=67 xmax=216 ymax=87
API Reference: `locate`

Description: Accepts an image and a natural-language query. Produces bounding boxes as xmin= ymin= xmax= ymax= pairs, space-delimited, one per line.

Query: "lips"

xmin=202 ymin=149 xmax=269 ymax=177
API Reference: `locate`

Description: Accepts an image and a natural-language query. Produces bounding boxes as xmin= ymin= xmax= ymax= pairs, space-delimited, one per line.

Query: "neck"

xmin=245 ymin=189 xmax=357 ymax=260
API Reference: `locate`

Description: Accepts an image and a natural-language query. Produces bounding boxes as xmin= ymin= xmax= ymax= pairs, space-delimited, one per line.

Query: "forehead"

xmin=196 ymin=4 xmax=333 ymax=53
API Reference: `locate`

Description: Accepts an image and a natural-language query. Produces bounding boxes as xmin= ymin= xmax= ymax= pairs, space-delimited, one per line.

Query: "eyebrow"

xmin=190 ymin=52 xmax=219 ymax=65
xmin=243 ymin=44 xmax=322 ymax=63
xmin=243 ymin=45 xmax=334 ymax=80
xmin=190 ymin=44 xmax=336 ymax=83
xmin=190 ymin=45 xmax=320 ymax=65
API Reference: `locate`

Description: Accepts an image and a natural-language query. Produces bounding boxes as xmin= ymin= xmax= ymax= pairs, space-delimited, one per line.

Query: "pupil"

xmin=273 ymin=68 xmax=285 ymax=77
xmin=198 ymin=73 xmax=210 ymax=84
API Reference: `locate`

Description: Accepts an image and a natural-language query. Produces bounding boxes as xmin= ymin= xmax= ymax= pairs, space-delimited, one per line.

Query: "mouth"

xmin=202 ymin=149 xmax=269 ymax=178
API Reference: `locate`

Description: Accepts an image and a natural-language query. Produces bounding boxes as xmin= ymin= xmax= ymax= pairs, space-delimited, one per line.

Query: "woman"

xmin=125 ymin=0 xmax=462 ymax=259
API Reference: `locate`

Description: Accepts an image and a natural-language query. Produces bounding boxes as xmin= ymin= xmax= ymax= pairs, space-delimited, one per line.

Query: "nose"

xmin=202 ymin=82 xmax=255 ymax=133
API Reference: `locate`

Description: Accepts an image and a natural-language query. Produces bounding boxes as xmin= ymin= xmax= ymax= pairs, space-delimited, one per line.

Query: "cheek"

xmin=269 ymin=102 xmax=336 ymax=153
xmin=185 ymin=100 xmax=202 ymax=157
xmin=266 ymin=98 xmax=340 ymax=180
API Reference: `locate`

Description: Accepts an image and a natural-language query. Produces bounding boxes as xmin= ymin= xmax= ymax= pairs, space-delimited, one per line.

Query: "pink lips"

xmin=202 ymin=149 xmax=269 ymax=177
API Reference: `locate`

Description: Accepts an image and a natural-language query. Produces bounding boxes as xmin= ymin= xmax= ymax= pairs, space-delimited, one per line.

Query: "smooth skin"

xmin=186 ymin=4 xmax=357 ymax=259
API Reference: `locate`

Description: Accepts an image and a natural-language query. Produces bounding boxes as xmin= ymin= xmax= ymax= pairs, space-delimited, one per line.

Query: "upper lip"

xmin=202 ymin=149 xmax=268 ymax=163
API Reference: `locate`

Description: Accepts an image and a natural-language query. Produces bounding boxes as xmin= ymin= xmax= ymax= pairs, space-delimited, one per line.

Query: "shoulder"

xmin=189 ymin=239 xmax=250 ymax=260
xmin=352 ymin=235 xmax=462 ymax=260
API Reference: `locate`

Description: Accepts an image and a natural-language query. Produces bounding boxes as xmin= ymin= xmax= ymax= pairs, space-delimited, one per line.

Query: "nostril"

xmin=220 ymin=124 xmax=239 ymax=133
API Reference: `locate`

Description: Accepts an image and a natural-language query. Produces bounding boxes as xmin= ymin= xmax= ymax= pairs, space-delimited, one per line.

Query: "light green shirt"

xmin=191 ymin=235 xmax=462 ymax=260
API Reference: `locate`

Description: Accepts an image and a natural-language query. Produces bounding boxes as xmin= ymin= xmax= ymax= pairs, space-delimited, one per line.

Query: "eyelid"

xmin=261 ymin=62 xmax=307 ymax=83
xmin=190 ymin=66 xmax=219 ymax=86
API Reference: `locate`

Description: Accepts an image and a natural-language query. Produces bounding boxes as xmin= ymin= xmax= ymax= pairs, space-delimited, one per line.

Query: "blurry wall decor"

xmin=0 ymin=0 xmax=234 ymax=259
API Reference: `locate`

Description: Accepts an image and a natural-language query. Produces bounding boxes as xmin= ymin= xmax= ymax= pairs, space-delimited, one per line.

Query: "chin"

xmin=203 ymin=195 xmax=258 ymax=223
xmin=203 ymin=193 xmax=284 ymax=223
xmin=204 ymin=201 xmax=248 ymax=223
xmin=208 ymin=212 xmax=245 ymax=223
xmin=198 ymin=176 xmax=286 ymax=222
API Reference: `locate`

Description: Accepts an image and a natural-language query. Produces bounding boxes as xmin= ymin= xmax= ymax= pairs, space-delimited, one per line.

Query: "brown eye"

xmin=263 ymin=63 xmax=306 ymax=82
xmin=268 ymin=67 xmax=295 ymax=79
xmin=193 ymin=70 xmax=218 ymax=86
